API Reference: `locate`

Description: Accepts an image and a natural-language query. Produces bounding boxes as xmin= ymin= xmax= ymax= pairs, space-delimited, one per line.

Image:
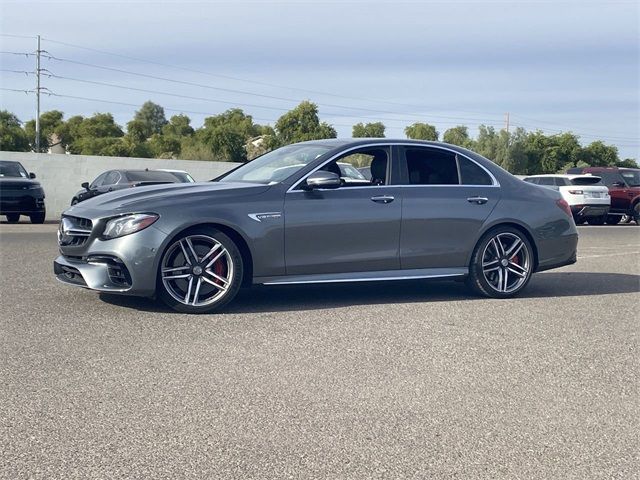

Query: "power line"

xmin=41 ymin=53 xmax=503 ymax=124
xmin=41 ymin=36 xmax=504 ymax=120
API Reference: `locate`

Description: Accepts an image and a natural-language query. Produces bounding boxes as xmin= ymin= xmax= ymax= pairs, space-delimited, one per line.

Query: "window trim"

xmin=287 ymin=142 xmax=499 ymax=193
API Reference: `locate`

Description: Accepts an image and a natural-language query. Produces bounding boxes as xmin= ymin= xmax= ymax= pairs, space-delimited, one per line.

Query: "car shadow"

xmin=98 ymin=271 xmax=640 ymax=315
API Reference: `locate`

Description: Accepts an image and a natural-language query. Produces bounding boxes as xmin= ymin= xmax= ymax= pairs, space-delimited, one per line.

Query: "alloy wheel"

xmin=161 ymin=234 xmax=235 ymax=307
xmin=481 ymin=232 xmax=531 ymax=293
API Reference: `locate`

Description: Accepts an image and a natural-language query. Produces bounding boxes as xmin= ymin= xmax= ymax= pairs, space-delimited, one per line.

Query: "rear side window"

xmin=538 ymin=177 xmax=555 ymax=186
xmin=405 ymin=148 xmax=459 ymax=185
xmin=523 ymin=177 xmax=538 ymax=184
xmin=458 ymin=156 xmax=493 ymax=185
xmin=598 ymin=172 xmax=626 ymax=187
xmin=554 ymin=177 xmax=569 ymax=187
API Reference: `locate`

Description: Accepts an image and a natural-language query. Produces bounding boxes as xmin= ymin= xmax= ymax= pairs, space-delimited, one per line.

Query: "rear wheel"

xmin=633 ymin=203 xmax=640 ymax=225
xmin=30 ymin=211 xmax=45 ymax=224
xmin=586 ymin=215 xmax=606 ymax=226
xmin=605 ymin=215 xmax=621 ymax=225
xmin=466 ymin=227 xmax=534 ymax=298
xmin=574 ymin=217 xmax=586 ymax=225
xmin=158 ymin=228 xmax=243 ymax=313
xmin=5 ymin=213 xmax=19 ymax=223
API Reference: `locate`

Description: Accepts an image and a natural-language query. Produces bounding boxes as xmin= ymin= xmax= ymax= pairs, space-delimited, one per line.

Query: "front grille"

xmin=59 ymin=215 xmax=93 ymax=247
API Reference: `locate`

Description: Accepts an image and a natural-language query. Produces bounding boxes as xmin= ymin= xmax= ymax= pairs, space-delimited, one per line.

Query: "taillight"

xmin=568 ymin=190 xmax=583 ymax=195
xmin=556 ymin=199 xmax=572 ymax=218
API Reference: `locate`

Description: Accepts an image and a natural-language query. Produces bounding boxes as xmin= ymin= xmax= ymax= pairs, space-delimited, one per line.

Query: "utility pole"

xmin=504 ymin=112 xmax=510 ymax=134
xmin=35 ymin=35 xmax=41 ymax=153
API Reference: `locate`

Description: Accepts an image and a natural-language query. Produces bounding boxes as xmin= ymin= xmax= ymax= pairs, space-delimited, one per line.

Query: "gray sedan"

xmin=54 ymin=139 xmax=578 ymax=313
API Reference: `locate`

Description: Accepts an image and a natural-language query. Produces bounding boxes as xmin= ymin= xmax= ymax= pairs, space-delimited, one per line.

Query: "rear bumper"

xmin=535 ymin=231 xmax=578 ymax=273
xmin=570 ymin=204 xmax=609 ymax=218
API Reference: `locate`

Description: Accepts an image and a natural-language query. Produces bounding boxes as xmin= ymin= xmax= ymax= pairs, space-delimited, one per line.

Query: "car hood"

xmin=0 ymin=177 xmax=42 ymax=189
xmin=63 ymin=181 xmax=271 ymax=218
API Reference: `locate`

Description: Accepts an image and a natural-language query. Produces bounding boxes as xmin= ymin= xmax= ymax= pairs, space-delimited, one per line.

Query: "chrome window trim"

xmin=286 ymin=142 xmax=500 ymax=193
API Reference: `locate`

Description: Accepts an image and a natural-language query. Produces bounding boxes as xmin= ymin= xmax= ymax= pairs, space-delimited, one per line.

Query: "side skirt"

xmin=255 ymin=267 xmax=468 ymax=285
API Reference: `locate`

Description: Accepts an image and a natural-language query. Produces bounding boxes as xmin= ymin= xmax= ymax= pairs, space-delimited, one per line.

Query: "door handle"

xmin=371 ymin=195 xmax=395 ymax=204
xmin=467 ymin=196 xmax=488 ymax=205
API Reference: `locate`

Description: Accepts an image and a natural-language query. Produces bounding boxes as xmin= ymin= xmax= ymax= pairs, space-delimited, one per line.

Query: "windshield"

xmin=621 ymin=170 xmax=640 ymax=187
xmin=219 ymin=144 xmax=332 ymax=184
xmin=0 ymin=161 xmax=29 ymax=178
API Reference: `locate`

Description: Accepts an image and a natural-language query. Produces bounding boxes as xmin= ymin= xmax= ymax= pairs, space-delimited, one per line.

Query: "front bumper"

xmin=54 ymin=224 xmax=167 ymax=297
xmin=0 ymin=194 xmax=45 ymax=214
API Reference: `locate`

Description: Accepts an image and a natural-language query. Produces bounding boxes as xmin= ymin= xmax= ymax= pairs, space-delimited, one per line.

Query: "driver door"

xmin=283 ymin=146 xmax=402 ymax=275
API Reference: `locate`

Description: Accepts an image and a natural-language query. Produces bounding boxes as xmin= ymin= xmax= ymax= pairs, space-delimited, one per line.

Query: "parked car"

xmin=0 ymin=160 xmax=46 ymax=223
xmin=566 ymin=166 xmax=640 ymax=225
xmin=522 ymin=174 xmax=610 ymax=225
xmin=71 ymin=169 xmax=192 ymax=205
xmin=54 ymin=139 xmax=578 ymax=314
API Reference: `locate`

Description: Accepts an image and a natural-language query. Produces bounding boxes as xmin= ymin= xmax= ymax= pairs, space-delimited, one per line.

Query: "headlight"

xmin=102 ymin=213 xmax=159 ymax=239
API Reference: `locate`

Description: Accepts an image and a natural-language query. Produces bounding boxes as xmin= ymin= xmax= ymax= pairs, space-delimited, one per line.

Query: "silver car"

xmin=54 ymin=139 xmax=578 ymax=313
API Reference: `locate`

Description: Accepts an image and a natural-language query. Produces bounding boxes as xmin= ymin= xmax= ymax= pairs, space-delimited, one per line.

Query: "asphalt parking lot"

xmin=1 ymin=223 xmax=638 ymax=479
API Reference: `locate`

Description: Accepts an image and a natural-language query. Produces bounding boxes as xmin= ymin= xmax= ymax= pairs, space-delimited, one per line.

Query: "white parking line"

xmin=578 ymin=251 xmax=640 ymax=259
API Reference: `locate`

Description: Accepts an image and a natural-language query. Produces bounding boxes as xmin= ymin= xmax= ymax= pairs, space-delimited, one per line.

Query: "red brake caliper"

xmin=213 ymin=257 xmax=227 ymax=287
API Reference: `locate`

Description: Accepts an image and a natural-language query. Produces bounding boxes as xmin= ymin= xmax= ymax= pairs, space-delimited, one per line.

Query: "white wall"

xmin=1 ymin=151 xmax=239 ymax=219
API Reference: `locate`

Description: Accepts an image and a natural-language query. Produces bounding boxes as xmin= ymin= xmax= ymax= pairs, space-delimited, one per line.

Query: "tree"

xmin=352 ymin=122 xmax=385 ymax=138
xmin=617 ymin=158 xmax=639 ymax=168
xmin=275 ymin=101 xmax=336 ymax=144
xmin=24 ymin=110 xmax=65 ymax=151
xmin=197 ymin=108 xmax=266 ymax=162
xmin=404 ymin=122 xmax=438 ymax=141
xmin=0 ymin=111 xmax=30 ymax=151
xmin=443 ymin=125 xmax=474 ymax=148
xmin=582 ymin=140 xmax=619 ymax=167
xmin=133 ymin=101 xmax=168 ymax=138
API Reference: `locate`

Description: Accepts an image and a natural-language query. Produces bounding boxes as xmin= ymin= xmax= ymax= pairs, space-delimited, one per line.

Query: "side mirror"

xmin=612 ymin=181 xmax=626 ymax=188
xmin=81 ymin=182 xmax=90 ymax=190
xmin=29 ymin=172 xmax=36 ymax=179
xmin=304 ymin=171 xmax=341 ymax=190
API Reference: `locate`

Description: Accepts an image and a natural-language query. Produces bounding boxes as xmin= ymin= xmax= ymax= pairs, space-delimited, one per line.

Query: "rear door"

xmin=398 ymin=146 xmax=500 ymax=269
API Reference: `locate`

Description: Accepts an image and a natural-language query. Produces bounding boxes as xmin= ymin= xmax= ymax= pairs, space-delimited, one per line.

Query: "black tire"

xmin=586 ymin=215 xmax=606 ymax=226
xmin=466 ymin=226 xmax=534 ymax=299
xmin=30 ymin=211 xmax=46 ymax=224
xmin=574 ymin=217 xmax=586 ymax=225
xmin=605 ymin=215 xmax=621 ymax=225
xmin=5 ymin=213 xmax=20 ymax=223
xmin=157 ymin=227 xmax=244 ymax=313
xmin=633 ymin=203 xmax=640 ymax=226
xmin=71 ymin=198 xmax=79 ymax=206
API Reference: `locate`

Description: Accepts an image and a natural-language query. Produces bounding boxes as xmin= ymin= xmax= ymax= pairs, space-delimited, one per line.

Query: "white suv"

xmin=523 ymin=174 xmax=610 ymax=225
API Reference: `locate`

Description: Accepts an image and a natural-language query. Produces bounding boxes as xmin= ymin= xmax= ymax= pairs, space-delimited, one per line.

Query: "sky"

xmin=1 ymin=0 xmax=638 ymax=159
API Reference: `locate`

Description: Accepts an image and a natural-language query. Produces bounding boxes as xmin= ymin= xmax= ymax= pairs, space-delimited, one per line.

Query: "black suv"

xmin=0 ymin=160 xmax=46 ymax=223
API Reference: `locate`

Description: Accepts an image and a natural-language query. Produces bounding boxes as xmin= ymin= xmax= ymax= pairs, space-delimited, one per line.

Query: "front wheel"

xmin=30 ymin=211 xmax=45 ymax=224
xmin=633 ymin=203 xmax=640 ymax=225
xmin=158 ymin=228 xmax=243 ymax=313
xmin=466 ymin=227 xmax=534 ymax=298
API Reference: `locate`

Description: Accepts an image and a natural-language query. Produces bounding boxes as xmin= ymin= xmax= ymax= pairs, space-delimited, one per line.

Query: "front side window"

xmin=620 ymin=170 xmax=640 ymax=187
xmin=103 ymin=171 xmax=121 ymax=185
xmin=90 ymin=172 xmax=108 ymax=188
xmin=320 ymin=147 xmax=389 ymax=186
xmin=125 ymin=171 xmax=180 ymax=183
xmin=219 ymin=144 xmax=332 ymax=184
